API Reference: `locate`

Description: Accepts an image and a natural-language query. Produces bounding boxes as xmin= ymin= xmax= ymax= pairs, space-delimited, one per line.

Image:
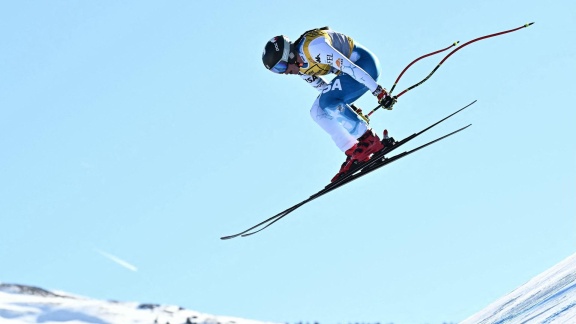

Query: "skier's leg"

xmin=310 ymin=43 xmax=381 ymax=152
xmin=309 ymin=96 xmax=358 ymax=152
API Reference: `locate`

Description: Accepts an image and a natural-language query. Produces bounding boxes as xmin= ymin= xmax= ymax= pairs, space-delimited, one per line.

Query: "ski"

xmin=333 ymin=123 xmax=471 ymax=189
xmin=238 ymin=124 xmax=471 ymax=238
xmin=220 ymin=100 xmax=476 ymax=240
xmin=326 ymin=100 xmax=476 ymax=189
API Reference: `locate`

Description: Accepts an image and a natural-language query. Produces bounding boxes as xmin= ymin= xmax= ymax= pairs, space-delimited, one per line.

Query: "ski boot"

xmin=331 ymin=144 xmax=358 ymax=183
xmin=331 ymin=129 xmax=385 ymax=182
xmin=351 ymin=129 xmax=385 ymax=161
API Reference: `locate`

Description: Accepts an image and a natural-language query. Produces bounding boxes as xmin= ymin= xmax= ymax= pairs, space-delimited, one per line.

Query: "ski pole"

xmin=389 ymin=41 xmax=459 ymax=95
xmin=365 ymin=22 xmax=534 ymax=120
xmin=364 ymin=42 xmax=459 ymax=120
xmin=394 ymin=22 xmax=534 ymax=98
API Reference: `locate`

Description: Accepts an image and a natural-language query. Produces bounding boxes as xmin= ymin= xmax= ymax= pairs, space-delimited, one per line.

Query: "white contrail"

xmin=94 ymin=249 xmax=138 ymax=272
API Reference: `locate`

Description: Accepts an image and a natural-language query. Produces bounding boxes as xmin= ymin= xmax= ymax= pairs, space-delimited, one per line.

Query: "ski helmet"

xmin=262 ymin=35 xmax=294 ymax=74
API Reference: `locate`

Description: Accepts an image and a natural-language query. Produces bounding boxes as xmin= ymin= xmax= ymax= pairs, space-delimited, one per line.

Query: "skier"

xmin=262 ymin=27 xmax=397 ymax=181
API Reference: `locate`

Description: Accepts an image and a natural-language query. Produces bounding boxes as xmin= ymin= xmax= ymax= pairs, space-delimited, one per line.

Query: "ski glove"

xmin=373 ymin=85 xmax=397 ymax=110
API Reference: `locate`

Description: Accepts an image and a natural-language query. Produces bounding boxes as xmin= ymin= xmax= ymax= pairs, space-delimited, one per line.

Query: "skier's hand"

xmin=373 ymin=85 xmax=397 ymax=110
xmin=380 ymin=95 xmax=397 ymax=110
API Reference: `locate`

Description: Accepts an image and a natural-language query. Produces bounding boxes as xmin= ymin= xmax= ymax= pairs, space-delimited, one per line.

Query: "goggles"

xmin=270 ymin=59 xmax=289 ymax=74
xmin=270 ymin=42 xmax=292 ymax=74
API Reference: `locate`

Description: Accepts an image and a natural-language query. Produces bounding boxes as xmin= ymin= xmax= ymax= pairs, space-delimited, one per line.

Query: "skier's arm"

xmin=312 ymin=40 xmax=379 ymax=93
xmin=299 ymin=73 xmax=329 ymax=92
xmin=312 ymin=39 xmax=396 ymax=109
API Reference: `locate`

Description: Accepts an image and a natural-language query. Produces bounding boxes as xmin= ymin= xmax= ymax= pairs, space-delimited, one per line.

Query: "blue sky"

xmin=1 ymin=1 xmax=574 ymax=323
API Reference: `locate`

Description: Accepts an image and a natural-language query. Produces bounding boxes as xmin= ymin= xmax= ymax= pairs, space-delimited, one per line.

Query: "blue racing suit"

xmin=296 ymin=28 xmax=382 ymax=152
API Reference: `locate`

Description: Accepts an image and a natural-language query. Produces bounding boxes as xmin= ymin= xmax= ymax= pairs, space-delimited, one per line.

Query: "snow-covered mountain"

xmin=2 ymin=253 xmax=576 ymax=324
xmin=0 ymin=283 xmax=276 ymax=324
xmin=462 ymin=253 xmax=576 ymax=323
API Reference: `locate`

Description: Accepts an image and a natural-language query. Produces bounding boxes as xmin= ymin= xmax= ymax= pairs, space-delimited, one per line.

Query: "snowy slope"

xmin=0 ymin=283 xmax=277 ymax=324
xmin=461 ymin=253 xmax=576 ymax=324
xmin=3 ymin=253 xmax=576 ymax=324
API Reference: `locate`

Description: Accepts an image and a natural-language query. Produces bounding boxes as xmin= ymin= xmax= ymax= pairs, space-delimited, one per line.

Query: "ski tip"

xmin=459 ymin=100 xmax=477 ymax=110
xmin=526 ymin=22 xmax=535 ymax=27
